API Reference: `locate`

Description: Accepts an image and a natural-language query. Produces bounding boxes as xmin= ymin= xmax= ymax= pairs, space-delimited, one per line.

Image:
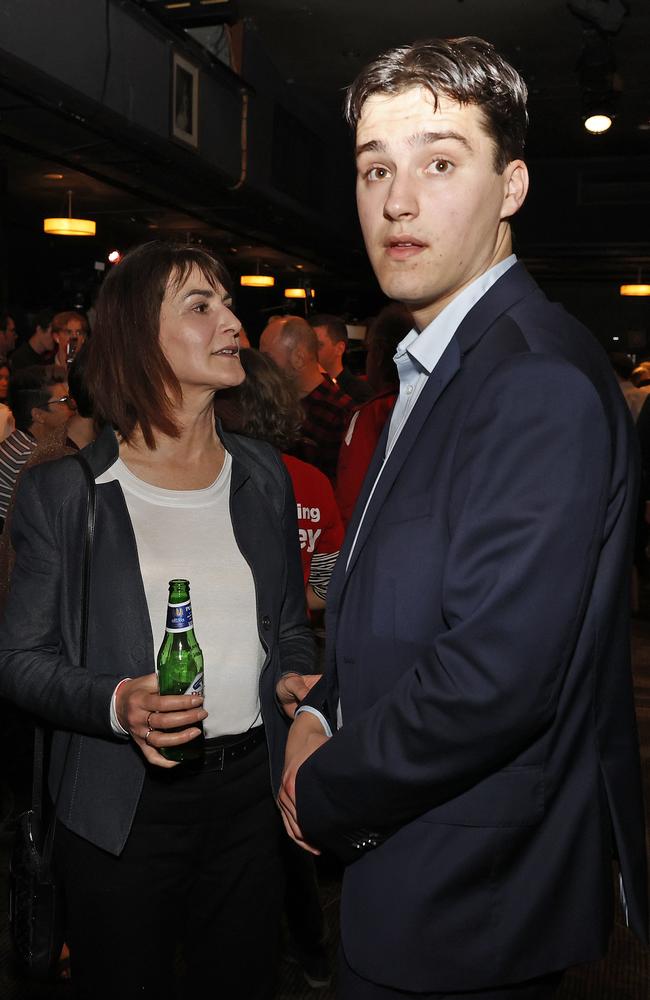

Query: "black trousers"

xmin=338 ymin=948 xmax=564 ymax=1000
xmin=55 ymin=739 xmax=285 ymax=1000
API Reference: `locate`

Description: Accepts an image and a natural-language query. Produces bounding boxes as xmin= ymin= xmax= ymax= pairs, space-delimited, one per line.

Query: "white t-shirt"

xmin=98 ymin=452 xmax=265 ymax=737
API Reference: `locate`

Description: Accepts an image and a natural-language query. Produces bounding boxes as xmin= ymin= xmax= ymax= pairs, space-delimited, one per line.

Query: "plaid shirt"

xmin=292 ymin=377 xmax=354 ymax=483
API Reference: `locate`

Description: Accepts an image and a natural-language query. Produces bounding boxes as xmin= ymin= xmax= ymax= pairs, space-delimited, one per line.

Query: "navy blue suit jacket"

xmin=295 ymin=264 xmax=648 ymax=991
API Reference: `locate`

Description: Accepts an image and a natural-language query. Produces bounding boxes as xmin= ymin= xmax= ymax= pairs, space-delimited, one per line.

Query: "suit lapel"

xmin=330 ymin=263 xmax=541 ymax=608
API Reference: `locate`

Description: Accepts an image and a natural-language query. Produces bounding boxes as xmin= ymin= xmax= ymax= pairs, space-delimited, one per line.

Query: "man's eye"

xmin=364 ymin=166 xmax=391 ymax=181
xmin=428 ymin=159 xmax=452 ymax=174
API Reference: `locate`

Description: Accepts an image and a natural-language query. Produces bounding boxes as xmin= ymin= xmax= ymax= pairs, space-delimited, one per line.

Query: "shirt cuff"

xmin=295 ymin=704 xmax=333 ymax=738
xmin=110 ymin=678 xmax=132 ymax=738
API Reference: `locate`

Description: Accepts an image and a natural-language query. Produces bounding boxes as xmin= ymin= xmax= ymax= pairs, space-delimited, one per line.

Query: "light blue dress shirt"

xmin=298 ymin=255 xmax=517 ymax=736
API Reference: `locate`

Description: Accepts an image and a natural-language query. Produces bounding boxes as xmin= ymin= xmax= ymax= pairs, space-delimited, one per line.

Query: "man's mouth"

xmin=385 ymin=236 xmax=426 ymax=259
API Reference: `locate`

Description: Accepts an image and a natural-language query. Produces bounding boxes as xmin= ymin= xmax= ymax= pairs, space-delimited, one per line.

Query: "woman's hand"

xmin=116 ymin=673 xmax=208 ymax=768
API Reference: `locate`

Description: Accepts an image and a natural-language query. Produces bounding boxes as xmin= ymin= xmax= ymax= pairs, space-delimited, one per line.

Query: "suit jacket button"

xmin=261 ymin=615 xmax=271 ymax=630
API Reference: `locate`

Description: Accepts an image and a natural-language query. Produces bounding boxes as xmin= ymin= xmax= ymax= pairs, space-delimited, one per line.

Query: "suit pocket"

xmin=417 ymin=766 xmax=544 ymax=828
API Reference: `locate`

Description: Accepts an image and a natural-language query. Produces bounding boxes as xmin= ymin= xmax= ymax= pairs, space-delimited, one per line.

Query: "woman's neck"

xmin=120 ymin=401 xmax=225 ymax=490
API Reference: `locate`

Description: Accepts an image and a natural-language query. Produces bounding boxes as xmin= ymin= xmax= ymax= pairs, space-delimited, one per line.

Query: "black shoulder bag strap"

xmin=34 ymin=452 xmax=96 ymax=848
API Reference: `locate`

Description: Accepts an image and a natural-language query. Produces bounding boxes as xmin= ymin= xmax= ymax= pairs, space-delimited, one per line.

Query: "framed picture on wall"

xmin=171 ymin=53 xmax=199 ymax=148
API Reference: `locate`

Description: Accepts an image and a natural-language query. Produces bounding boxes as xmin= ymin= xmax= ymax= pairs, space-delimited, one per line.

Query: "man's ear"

xmin=501 ymin=160 xmax=529 ymax=220
xmin=290 ymin=346 xmax=305 ymax=371
xmin=335 ymin=340 xmax=346 ymax=362
xmin=30 ymin=406 xmax=46 ymax=427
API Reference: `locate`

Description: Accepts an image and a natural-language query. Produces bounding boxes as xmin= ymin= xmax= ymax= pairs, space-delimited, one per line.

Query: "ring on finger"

xmin=146 ymin=711 xmax=154 ymax=729
xmin=144 ymin=727 xmax=154 ymax=746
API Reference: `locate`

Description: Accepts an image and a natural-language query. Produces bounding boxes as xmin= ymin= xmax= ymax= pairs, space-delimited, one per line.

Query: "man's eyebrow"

xmin=355 ymin=139 xmax=387 ymax=157
xmin=356 ymin=130 xmax=473 ymax=158
xmin=407 ymin=130 xmax=473 ymax=151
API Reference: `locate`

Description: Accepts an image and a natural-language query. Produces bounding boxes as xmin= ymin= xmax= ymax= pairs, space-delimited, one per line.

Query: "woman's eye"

xmin=193 ymin=302 xmax=208 ymax=313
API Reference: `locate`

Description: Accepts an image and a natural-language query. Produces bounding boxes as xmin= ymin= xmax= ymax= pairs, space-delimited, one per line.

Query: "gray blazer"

xmin=0 ymin=423 xmax=315 ymax=855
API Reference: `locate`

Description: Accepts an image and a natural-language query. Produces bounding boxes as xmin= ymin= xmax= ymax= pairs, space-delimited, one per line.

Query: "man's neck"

xmin=297 ymin=366 xmax=325 ymax=398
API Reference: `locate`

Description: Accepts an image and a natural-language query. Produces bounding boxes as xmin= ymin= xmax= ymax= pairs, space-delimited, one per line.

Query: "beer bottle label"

xmin=165 ymin=600 xmax=193 ymax=633
xmin=183 ymin=671 xmax=204 ymax=697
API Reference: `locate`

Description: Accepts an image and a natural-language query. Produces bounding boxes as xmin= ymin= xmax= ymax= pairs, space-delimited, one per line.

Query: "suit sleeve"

xmin=296 ymin=354 xmax=619 ymax=849
xmin=0 ymin=468 xmax=120 ymax=736
xmin=276 ymin=457 xmax=317 ymax=681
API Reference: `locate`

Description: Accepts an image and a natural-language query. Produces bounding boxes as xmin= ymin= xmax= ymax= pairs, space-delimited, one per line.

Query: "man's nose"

xmin=383 ymin=173 xmax=418 ymax=220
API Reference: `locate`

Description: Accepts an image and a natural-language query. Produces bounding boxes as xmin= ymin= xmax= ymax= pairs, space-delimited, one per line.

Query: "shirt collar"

xmin=395 ymin=255 xmax=517 ymax=375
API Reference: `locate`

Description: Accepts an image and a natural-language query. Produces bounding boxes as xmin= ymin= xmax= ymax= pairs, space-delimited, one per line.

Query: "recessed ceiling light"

xmin=584 ymin=114 xmax=613 ymax=134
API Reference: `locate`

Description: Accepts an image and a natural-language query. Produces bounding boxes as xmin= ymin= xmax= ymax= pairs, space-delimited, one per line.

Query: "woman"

xmin=0 ymin=360 xmax=15 ymax=442
xmin=0 ymin=242 xmax=316 ymax=1000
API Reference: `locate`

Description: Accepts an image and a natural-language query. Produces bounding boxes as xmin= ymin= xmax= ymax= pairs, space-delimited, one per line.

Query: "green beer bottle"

xmin=157 ymin=579 xmax=204 ymax=762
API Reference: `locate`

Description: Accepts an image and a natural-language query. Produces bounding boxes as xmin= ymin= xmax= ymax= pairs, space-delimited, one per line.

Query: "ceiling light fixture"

xmin=620 ymin=268 xmax=650 ymax=297
xmin=584 ymin=113 xmax=613 ymax=134
xmin=240 ymin=260 xmax=274 ymax=288
xmin=44 ymin=190 xmax=96 ymax=237
xmin=284 ymin=288 xmax=315 ymax=299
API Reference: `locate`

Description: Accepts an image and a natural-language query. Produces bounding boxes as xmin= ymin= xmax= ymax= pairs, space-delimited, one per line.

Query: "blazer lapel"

xmin=331 ymin=263 xmax=541 ymax=605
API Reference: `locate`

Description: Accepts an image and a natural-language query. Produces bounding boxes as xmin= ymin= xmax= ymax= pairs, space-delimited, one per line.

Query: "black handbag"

xmin=8 ymin=452 xmax=96 ymax=981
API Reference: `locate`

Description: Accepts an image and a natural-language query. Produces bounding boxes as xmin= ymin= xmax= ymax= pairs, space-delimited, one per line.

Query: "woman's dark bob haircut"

xmin=85 ymin=241 xmax=232 ymax=448
xmin=345 ymin=36 xmax=528 ymax=173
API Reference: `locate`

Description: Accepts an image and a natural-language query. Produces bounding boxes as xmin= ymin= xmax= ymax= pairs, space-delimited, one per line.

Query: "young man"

xmin=10 ymin=309 xmax=55 ymax=370
xmin=279 ymin=37 xmax=648 ymax=1000
xmin=310 ymin=313 xmax=374 ymax=403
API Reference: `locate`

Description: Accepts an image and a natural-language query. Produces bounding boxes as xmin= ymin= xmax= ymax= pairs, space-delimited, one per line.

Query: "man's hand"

xmin=116 ymin=673 xmax=208 ymax=768
xmin=276 ymin=672 xmax=322 ymax=719
xmin=278 ymin=710 xmax=329 ymax=854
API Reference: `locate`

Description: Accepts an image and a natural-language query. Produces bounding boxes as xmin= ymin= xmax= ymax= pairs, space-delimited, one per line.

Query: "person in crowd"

xmin=0 ymin=241 xmax=317 ymax=1000
xmin=260 ymin=315 xmax=354 ymax=483
xmin=310 ymin=313 xmax=374 ymax=403
xmin=279 ymin=36 xmax=648 ymax=1000
xmin=51 ymin=309 xmax=89 ymax=370
xmin=336 ymin=303 xmax=412 ymax=526
xmin=0 ymin=312 xmax=17 ymax=358
xmin=0 ymin=347 xmax=98 ymax=613
xmin=10 ymin=308 xmax=55 ymax=370
xmin=217 ymin=347 xmax=344 ymax=613
xmin=0 ymin=367 xmax=71 ymax=525
xmin=0 ymin=359 xmax=15 ymax=443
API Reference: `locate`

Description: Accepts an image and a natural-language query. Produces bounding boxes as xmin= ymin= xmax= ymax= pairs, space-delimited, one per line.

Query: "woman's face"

xmin=159 ymin=266 xmax=244 ymax=395
xmin=0 ymin=366 xmax=9 ymax=401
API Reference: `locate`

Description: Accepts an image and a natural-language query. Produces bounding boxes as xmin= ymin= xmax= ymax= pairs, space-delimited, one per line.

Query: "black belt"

xmin=201 ymin=725 xmax=266 ymax=770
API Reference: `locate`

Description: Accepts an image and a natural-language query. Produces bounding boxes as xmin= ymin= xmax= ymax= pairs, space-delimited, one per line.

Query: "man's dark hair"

xmin=0 ymin=312 xmax=14 ymax=333
xmin=309 ymin=314 xmax=349 ymax=350
xmin=68 ymin=343 xmax=94 ymax=419
xmin=34 ymin=308 xmax=55 ymax=333
xmin=8 ymin=367 xmax=59 ymax=431
xmin=84 ymin=241 xmax=232 ymax=448
xmin=345 ymin=36 xmax=528 ymax=173
xmin=216 ymin=348 xmax=304 ymax=452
